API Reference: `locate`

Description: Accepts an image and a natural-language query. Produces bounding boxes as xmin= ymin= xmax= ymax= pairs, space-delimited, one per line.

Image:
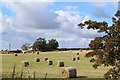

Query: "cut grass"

xmin=1 ymin=50 xmax=110 ymax=79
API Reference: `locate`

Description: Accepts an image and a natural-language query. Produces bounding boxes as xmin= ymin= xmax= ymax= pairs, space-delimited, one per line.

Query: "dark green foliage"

xmin=48 ymin=39 xmax=59 ymax=50
xmin=21 ymin=43 xmax=30 ymax=51
xmin=32 ymin=37 xmax=47 ymax=51
xmin=115 ymin=10 xmax=120 ymax=17
xmin=32 ymin=37 xmax=59 ymax=51
xmin=78 ymin=12 xmax=120 ymax=80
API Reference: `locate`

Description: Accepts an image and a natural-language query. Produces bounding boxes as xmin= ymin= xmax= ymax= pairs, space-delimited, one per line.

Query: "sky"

xmin=0 ymin=0 xmax=119 ymax=50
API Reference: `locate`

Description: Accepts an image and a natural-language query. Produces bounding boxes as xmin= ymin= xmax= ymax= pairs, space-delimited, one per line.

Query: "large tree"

xmin=48 ymin=39 xmax=59 ymax=50
xmin=78 ymin=11 xmax=120 ymax=79
xmin=21 ymin=43 xmax=30 ymax=51
xmin=32 ymin=37 xmax=47 ymax=51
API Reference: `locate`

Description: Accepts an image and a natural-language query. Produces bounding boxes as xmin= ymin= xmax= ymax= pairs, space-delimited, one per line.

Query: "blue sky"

xmin=0 ymin=1 xmax=118 ymax=50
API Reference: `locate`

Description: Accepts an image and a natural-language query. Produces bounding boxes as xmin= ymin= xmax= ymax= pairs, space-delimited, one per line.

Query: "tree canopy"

xmin=21 ymin=43 xmax=30 ymax=51
xmin=48 ymin=39 xmax=59 ymax=50
xmin=32 ymin=37 xmax=47 ymax=51
xmin=32 ymin=37 xmax=59 ymax=52
xmin=78 ymin=11 xmax=120 ymax=80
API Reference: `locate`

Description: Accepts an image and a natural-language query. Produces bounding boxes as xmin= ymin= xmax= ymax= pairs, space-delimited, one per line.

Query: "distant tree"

xmin=48 ymin=39 xmax=59 ymax=50
xmin=32 ymin=37 xmax=47 ymax=51
xmin=78 ymin=11 xmax=120 ymax=79
xmin=21 ymin=43 xmax=30 ymax=51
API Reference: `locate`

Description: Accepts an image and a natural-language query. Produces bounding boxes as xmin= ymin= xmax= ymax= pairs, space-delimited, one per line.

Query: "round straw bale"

xmin=14 ymin=53 xmax=18 ymax=56
xmin=44 ymin=57 xmax=48 ymax=61
xmin=69 ymin=50 xmax=72 ymax=52
xmin=77 ymin=53 xmax=79 ymax=55
xmin=72 ymin=57 xmax=76 ymax=61
xmin=21 ymin=61 xmax=29 ymax=67
xmin=23 ymin=51 xmax=26 ymax=54
xmin=35 ymin=58 xmax=40 ymax=62
xmin=61 ymin=67 xmax=77 ymax=78
xmin=32 ymin=51 xmax=35 ymax=54
xmin=45 ymin=60 xmax=49 ymax=63
xmin=46 ymin=60 xmax=53 ymax=65
xmin=77 ymin=57 xmax=80 ymax=60
xmin=36 ymin=51 xmax=39 ymax=54
xmin=57 ymin=61 xmax=64 ymax=67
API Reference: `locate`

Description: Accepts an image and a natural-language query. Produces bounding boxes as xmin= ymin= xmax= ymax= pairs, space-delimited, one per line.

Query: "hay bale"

xmin=32 ymin=51 xmax=35 ymax=54
xmin=21 ymin=61 xmax=29 ymax=67
xmin=57 ymin=61 xmax=64 ymax=67
xmin=69 ymin=50 xmax=72 ymax=53
xmin=36 ymin=51 xmax=39 ymax=54
xmin=61 ymin=67 xmax=77 ymax=78
xmin=77 ymin=53 xmax=79 ymax=55
xmin=35 ymin=58 xmax=40 ymax=62
xmin=44 ymin=57 xmax=48 ymax=61
xmin=46 ymin=60 xmax=53 ymax=65
xmin=23 ymin=51 xmax=26 ymax=54
xmin=77 ymin=57 xmax=80 ymax=60
xmin=72 ymin=57 xmax=76 ymax=61
xmin=14 ymin=53 xmax=18 ymax=56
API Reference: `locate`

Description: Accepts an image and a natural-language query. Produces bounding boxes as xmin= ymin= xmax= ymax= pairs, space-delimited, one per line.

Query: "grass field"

xmin=1 ymin=50 xmax=111 ymax=80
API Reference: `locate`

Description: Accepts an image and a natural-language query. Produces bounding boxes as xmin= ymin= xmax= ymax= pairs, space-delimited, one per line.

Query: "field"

xmin=1 ymin=50 xmax=111 ymax=80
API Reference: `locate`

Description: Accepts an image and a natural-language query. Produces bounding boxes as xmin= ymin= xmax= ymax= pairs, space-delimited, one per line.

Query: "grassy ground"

xmin=1 ymin=50 xmax=110 ymax=79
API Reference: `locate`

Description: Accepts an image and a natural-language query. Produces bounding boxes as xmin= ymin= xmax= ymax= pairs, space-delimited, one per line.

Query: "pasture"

xmin=1 ymin=50 xmax=110 ymax=80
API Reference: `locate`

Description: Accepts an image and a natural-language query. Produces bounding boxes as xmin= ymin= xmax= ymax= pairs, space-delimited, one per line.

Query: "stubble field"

xmin=1 ymin=50 xmax=110 ymax=80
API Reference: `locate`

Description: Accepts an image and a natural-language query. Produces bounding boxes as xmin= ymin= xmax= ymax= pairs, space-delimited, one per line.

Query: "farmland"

xmin=1 ymin=50 xmax=111 ymax=80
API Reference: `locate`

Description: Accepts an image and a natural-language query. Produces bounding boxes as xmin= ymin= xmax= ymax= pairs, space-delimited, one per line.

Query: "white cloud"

xmin=55 ymin=7 xmax=81 ymax=33
xmin=2 ymin=2 xmax=60 ymax=31
xmin=92 ymin=8 xmax=111 ymax=18
xmin=82 ymin=16 xmax=90 ymax=23
xmin=1 ymin=2 xmax=105 ymax=49
xmin=1 ymin=2 xmax=60 ymax=49
xmin=0 ymin=13 xmax=2 ymax=32
xmin=1 ymin=0 xmax=55 ymax=2
xmin=89 ymin=2 xmax=118 ymax=7
xmin=90 ymin=2 xmax=109 ymax=7
xmin=0 ymin=13 xmax=14 ymax=33
xmin=54 ymin=7 xmax=100 ymax=39
xmin=53 ymin=6 xmax=104 ymax=48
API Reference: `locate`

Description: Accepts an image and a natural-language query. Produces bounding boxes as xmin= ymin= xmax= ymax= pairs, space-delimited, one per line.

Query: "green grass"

xmin=1 ymin=50 xmax=110 ymax=79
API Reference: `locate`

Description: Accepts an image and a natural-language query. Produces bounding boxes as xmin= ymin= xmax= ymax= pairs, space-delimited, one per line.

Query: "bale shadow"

xmin=76 ymin=76 xmax=87 ymax=78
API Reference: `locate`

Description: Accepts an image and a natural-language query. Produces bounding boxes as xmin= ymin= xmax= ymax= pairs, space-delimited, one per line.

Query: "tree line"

xmin=21 ymin=37 xmax=59 ymax=52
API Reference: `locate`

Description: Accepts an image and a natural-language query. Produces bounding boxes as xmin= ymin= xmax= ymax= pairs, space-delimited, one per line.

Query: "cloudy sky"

xmin=0 ymin=0 xmax=118 ymax=50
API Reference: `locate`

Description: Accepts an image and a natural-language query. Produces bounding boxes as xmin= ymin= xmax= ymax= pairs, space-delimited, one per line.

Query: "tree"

xmin=32 ymin=37 xmax=47 ymax=51
xmin=78 ymin=11 xmax=120 ymax=79
xmin=21 ymin=43 xmax=30 ymax=51
xmin=48 ymin=39 xmax=59 ymax=50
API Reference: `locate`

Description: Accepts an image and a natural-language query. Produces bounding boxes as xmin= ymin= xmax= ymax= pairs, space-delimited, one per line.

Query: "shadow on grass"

xmin=2 ymin=78 xmax=105 ymax=80
xmin=1 ymin=76 xmax=105 ymax=80
xmin=67 ymin=76 xmax=104 ymax=80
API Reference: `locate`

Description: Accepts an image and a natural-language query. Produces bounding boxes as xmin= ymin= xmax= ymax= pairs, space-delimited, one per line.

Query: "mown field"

xmin=1 ymin=50 xmax=111 ymax=80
